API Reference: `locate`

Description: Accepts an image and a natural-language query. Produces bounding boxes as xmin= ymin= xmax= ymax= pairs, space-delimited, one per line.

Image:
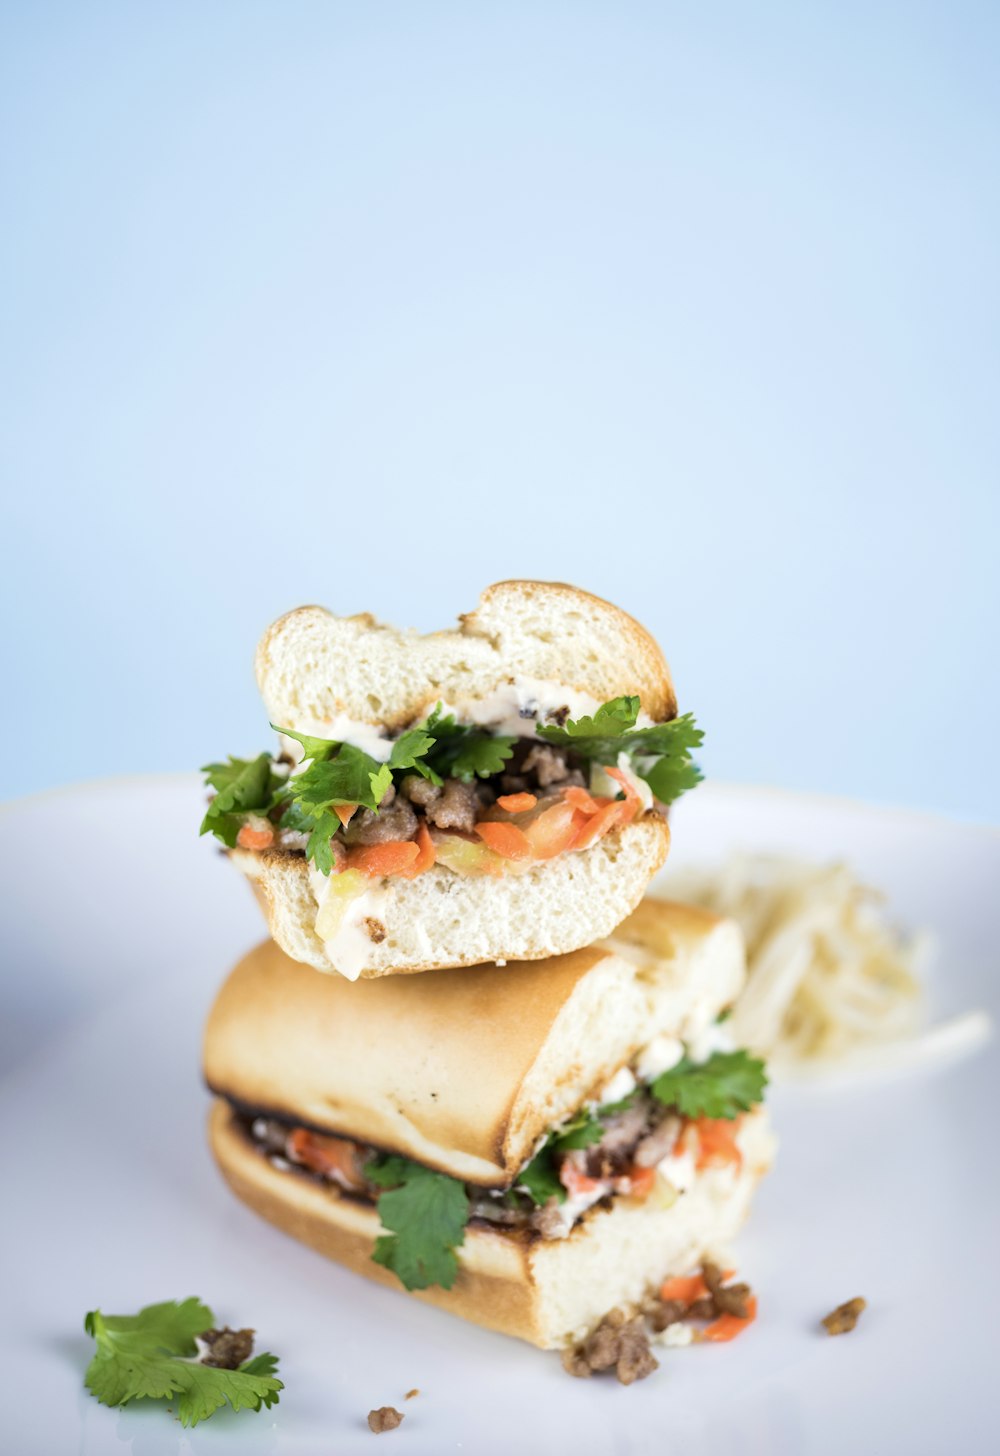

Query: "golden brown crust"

xmin=256 ymin=579 xmax=677 ymax=733
xmin=204 ymin=938 xmax=615 ymax=1185
xmin=209 ymin=1101 xmax=547 ymax=1344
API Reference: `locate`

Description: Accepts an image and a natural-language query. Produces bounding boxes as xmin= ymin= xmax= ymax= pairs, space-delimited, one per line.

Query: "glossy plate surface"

xmin=2 ymin=777 xmax=996 ymax=1454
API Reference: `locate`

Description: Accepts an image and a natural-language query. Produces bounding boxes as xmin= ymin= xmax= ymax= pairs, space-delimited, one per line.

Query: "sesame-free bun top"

xmin=203 ymin=898 xmax=744 ymax=1188
xmin=255 ymin=580 xmax=677 ymax=736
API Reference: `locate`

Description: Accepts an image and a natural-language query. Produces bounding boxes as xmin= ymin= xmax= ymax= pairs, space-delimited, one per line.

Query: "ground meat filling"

xmin=561 ymin=1309 xmax=659 ymax=1385
xmin=244 ymin=1091 xmax=683 ymax=1240
xmin=398 ymin=774 xmax=482 ymax=831
xmin=822 ymin=1297 xmax=867 ymax=1335
xmin=499 ymin=740 xmax=586 ymax=795
xmin=367 ymin=1406 xmax=404 ymax=1433
xmin=198 ymin=1327 xmax=255 ymax=1369
xmin=341 ymin=785 xmax=419 ymax=845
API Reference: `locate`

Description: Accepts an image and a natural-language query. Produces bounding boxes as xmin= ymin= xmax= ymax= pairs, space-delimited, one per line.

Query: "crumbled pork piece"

xmin=822 ymin=1297 xmax=867 ymax=1335
xmin=364 ymin=917 xmax=387 ymax=944
xmin=561 ymin=1309 xmax=658 ymax=1385
xmin=368 ymin=1406 xmax=404 ymax=1433
xmin=520 ymin=743 xmax=577 ymax=787
xmin=649 ymin=1298 xmax=687 ymax=1333
xmin=198 ymin=1327 xmax=255 ymax=1369
xmin=399 ymin=774 xmax=479 ymax=831
xmin=633 ymin=1112 xmax=682 ymax=1168
xmin=404 ymin=1388 xmax=420 ymax=1400
xmin=345 ymin=794 xmax=419 ymax=845
xmin=703 ymin=1261 xmax=752 ymax=1317
xmin=583 ymin=1100 xmax=653 ymax=1177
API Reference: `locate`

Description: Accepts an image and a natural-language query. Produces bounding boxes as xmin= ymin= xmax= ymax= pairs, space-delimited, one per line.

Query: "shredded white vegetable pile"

xmin=664 ymin=855 xmax=971 ymax=1077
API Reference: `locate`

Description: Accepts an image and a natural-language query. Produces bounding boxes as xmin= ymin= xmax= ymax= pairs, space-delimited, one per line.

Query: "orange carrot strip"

xmin=570 ymin=799 xmax=624 ymax=850
xmin=700 ymin=1294 xmax=758 ymax=1343
xmin=624 ymin=1165 xmax=656 ymax=1199
xmin=496 ymin=792 xmax=538 ymax=813
xmin=334 ymin=803 xmax=358 ymax=827
xmin=689 ymin=1116 xmax=743 ymax=1171
xmin=346 ymin=840 xmax=421 ymax=877
xmin=660 ymin=1274 xmax=712 ymax=1304
xmin=474 ymin=821 xmax=533 ymax=860
xmin=236 ymin=823 xmax=275 ymax=851
xmin=398 ymin=822 xmax=436 ymax=878
xmin=604 ymin=766 xmax=642 ymax=822
xmin=563 ymin=785 xmax=604 ymax=815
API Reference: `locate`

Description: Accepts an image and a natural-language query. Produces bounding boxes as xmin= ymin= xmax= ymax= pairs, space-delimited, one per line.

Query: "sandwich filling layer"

xmin=200 ymin=694 xmax=702 ymax=895
xmin=222 ymin=1034 xmax=767 ymax=1294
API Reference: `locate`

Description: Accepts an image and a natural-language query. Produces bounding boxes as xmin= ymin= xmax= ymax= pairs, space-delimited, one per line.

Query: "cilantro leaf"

xmin=303 ymin=809 xmax=343 ymax=876
xmin=388 ymin=728 xmax=439 ymax=780
xmin=549 ymin=1108 xmax=606 ymax=1151
xmin=540 ymin=695 xmax=641 ymax=740
xmin=200 ymin=754 xmax=282 ymax=847
xmin=83 ymin=1299 xmax=282 ymax=1428
xmin=287 ymin=747 xmax=393 ymax=816
xmin=650 ymin=1050 xmax=768 ymax=1120
xmin=516 ymin=1147 xmax=566 ymax=1206
xmin=536 ymin=701 xmax=704 ymax=807
xmin=366 ymin=1155 xmax=469 ymax=1291
xmin=270 ymin=724 xmax=341 ymax=762
xmin=448 ymin=733 xmax=516 ymax=782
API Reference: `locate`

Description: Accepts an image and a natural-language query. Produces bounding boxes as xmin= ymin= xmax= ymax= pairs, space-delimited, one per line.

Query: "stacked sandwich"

xmin=200 ymin=582 xmax=775 ymax=1378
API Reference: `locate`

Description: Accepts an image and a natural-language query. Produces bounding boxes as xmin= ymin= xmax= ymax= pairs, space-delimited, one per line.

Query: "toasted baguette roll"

xmin=209 ymin=1099 xmax=774 ymax=1350
xmin=231 ymin=817 xmax=670 ymax=980
xmin=257 ymin=580 xmax=676 ymax=739
xmin=203 ymin=900 xmax=745 ymax=1187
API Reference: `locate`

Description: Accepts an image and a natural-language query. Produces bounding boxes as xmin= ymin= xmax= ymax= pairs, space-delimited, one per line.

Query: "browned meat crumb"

xmin=561 ymin=1309 xmax=658 ymax=1385
xmin=399 ymin=774 xmax=478 ymax=831
xmin=687 ymin=1296 xmax=716 ymax=1321
xmin=368 ymin=1406 xmax=404 ymax=1433
xmin=199 ymin=1327 xmax=254 ymax=1369
xmin=345 ymin=797 xmax=418 ymax=845
xmin=404 ymin=1388 xmax=420 ymax=1399
xmin=364 ymin=917 xmax=387 ymax=944
xmin=822 ymin=1297 xmax=867 ymax=1335
xmin=649 ymin=1298 xmax=687 ymax=1333
xmin=702 ymin=1262 xmax=752 ymax=1317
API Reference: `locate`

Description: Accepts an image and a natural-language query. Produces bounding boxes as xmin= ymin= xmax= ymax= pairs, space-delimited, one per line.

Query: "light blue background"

xmin=2 ymin=1 xmax=997 ymax=820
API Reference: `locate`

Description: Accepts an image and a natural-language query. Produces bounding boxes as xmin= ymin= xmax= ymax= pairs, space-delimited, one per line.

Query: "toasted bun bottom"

xmin=209 ymin=1100 xmax=775 ymax=1349
xmin=231 ymin=818 xmax=670 ymax=978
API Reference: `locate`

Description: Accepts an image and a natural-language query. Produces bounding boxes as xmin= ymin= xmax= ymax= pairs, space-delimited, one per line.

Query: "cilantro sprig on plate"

xmin=83 ymin=1298 xmax=282 ymax=1428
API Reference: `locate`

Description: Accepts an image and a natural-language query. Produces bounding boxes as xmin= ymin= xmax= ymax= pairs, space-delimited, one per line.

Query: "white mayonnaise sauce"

xmin=635 ymin=1035 xmax=686 ymax=1083
xmin=440 ymin=678 xmax=656 ymax=740
xmin=685 ymin=1019 xmax=736 ymax=1065
xmin=280 ymin=714 xmax=394 ymax=764
xmin=656 ymin=1145 xmax=697 ymax=1195
xmin=597 ymin=1065 xmax=639 ymax=1105
xmin=308 ymin=865 xmax=388 ymax=982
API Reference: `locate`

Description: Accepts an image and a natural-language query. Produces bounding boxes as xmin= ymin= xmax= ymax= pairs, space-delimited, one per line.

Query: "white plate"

xmin=2 ymin=777 xmax=997 ymax=1455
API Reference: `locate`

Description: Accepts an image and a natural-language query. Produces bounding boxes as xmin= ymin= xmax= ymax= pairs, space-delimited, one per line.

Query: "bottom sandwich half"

xmin=210 ymin=1098 xmax=773 ymax=1350
xmin=204 ymin=901 xmax=776 ymax=1352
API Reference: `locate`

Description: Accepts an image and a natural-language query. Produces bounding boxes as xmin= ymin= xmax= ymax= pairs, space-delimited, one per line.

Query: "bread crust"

xmin=202 ymin=899 xmax=746 ymax=1186
xmin=230 ymin=816 xmax=671 ymax=979
xmin=209 ymin=1100 xmax=774 ymax=1349
xmin=255 ymin=579 xmax=677 ymax=734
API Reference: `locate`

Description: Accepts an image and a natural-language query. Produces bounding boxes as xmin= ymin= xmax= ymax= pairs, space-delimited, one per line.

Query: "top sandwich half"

xmin=200 ymin=581 xmax=703 ymax=979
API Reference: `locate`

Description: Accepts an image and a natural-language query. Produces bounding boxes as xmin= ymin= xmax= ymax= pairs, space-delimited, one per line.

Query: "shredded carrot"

xmin=346 ymin=840 xmax=421 ymax=877
xmin=604 ymin=765 xmax=642 ymax=822
xmin=563 ymin=785 xmax=604 ymax=815
xmin=570 ymin=799 xmax=624 ymax=849
xmin=474 ymin=820 xmax=533 ymax=860
xmin=659 ymin=1273 xmax=712 ymax=1305
xmin=624 ymin=1165 xmax=656 ymax=1199
xmin=559 ymin=1161 xmax=603 ymax=1197
xmin=688 ymin=1117 xmax=743 ymax=1171
xmin=398 ymin=822 xmax=436 ymax=878
xmin=659 ymin=1268 xmax=737 ymax=1305
xmin=496 ymin=792 xmax=538 ymax=813
xmin=699 ymin=1294 xmax=758 ymax=1343
xmin=287 ymin=1129 xmax=367 ymax=1191
xmin=236 ymin=823 xmax=275 ymax=850
xmin=334 ymin=803 xmax=358 ymax=828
